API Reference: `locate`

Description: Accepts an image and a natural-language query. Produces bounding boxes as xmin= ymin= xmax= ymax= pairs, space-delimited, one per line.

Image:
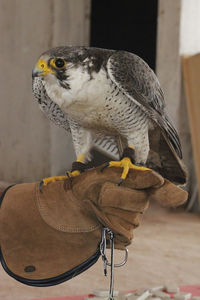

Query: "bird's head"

xmin=32 ymin=46 xmax=109 ymax=85
xmin=32 ymin=47 xmax=74 ymax=86
xmin=32 ymin=56 xmax=66 ymax=77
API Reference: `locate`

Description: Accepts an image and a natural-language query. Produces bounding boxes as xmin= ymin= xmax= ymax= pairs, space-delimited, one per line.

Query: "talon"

xmin=39 ymin=161 xmax=84 ymax=192
xmin=39 ymin=180 xmax=44 ymax=193
xmin=100 ymin=162 xmax=110 ymax=172
xmin=108 ymin=157 xmax=149 ymax=181
xmin=39 ymin=175 xmax=68 ymax=192
xmin=66 ymin=171 xmax=72 ymax=183
xmin=117 ymin=178 xmax=123 ymax=186
xmin=65 ymin=170 xmax=81 ymax=188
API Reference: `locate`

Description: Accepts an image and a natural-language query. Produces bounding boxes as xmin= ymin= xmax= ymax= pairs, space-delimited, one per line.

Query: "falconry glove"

xmin=0 ymin=166 xmax=187 ymax=287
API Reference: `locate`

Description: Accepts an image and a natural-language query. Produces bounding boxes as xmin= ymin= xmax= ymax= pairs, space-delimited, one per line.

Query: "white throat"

xmin=43 ymin=66 xmax=110 ymax=112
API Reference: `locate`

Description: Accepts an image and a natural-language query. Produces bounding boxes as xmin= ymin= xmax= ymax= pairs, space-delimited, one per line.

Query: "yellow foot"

xmin=40 ymin=171 xmax=81 ymax=192
xmin=42 ymin=176 xmax=68 ymax=186
xmin=106 ymin=157 xmax=149 ymax=185
xmin=66 ymin=170 xmax=81 ymax=178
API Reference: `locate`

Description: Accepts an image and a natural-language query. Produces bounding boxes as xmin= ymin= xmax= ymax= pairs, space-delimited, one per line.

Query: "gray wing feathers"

xmin=107 ymin=51 xmax=182 ymax=159
xmin=107 ymin=51 xmax=165 ymax=113
xmin=161 ymin=113 xmax=182 ymax=158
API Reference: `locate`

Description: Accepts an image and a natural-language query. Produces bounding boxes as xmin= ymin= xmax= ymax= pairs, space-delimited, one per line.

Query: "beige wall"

xmin=156 ymin=0 xmax=182 ymax=128
xmin=156 ymin=0 xmax=199 ymax=208
xmin=0 ymin=0 xmax=91 ymax=183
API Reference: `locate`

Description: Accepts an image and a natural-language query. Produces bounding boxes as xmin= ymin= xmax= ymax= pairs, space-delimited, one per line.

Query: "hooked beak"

xmin=32 ymin=59 xmax=55 ymax=78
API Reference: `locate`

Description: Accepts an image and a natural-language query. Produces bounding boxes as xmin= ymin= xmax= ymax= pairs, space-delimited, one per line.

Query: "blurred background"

xmin=0 ymin=0 xmax=200 ymax=299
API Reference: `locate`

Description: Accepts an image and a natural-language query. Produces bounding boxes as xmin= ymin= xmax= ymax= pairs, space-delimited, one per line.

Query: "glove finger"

xmin=72 ymin=165 xmax=165 ymax=201
xmin=99 ymin=182 xmax=149 ymax=213
xmin=149 ymin=179 xmax=188 ymax=207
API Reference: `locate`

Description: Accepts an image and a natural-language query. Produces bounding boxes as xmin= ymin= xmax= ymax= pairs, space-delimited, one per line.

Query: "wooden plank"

xmin=182 ymin=54 xmax=200 ymax=199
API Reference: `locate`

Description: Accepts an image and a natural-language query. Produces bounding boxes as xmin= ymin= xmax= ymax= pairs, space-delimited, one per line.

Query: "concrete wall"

xmin=0 ymin=0 xmax=91 ymax=183
xmin=156 ymin=0 xmax=182 ymax=128
xmin=156 ymin=0 xmax=200 ymax=209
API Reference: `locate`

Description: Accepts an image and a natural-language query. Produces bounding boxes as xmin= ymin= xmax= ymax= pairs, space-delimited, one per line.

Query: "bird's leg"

xmin=102 ymin=146 xmax=149 ymax=185
xmin=40 ymin=175 xmax=69 ymax=190
xmin=40 ymin=155 xmax=86 ymax=192
xmin=67 ymin=122 xmax=92 ymax=177
xmin=40 ymin=154 xmax=87 ymax=191
xmin=40 ymin=124 xmax=92 ymax=190
xmin=67 ymin=154 xmax=88 ymax=177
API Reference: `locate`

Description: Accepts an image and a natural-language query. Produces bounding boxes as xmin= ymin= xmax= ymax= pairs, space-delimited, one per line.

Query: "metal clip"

xmin=106 ymin=247 xmax=128 ymax=268
xmin=100 ymin=228 xmax=129 ymax=300
xmin=100 ymin=226 xmax=108 ymax=276
xmin=100 ymin=228 xmax=128 ymax=269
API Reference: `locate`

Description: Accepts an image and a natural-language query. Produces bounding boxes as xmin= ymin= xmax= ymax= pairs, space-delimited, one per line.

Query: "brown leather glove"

xmin=0 ymin=166 xmax=188 ymax=287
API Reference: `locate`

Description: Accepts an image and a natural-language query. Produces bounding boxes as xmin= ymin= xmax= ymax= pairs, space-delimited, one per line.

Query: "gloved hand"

xmin=0 ymin=165 xmax=188 ymax=286
xmin=64 ymin=165 xmax=188 ymax=249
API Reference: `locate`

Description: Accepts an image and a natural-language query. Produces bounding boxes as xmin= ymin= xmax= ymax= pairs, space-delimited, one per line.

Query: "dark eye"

xmin=55 ymin=58 xmax=65 ymax=68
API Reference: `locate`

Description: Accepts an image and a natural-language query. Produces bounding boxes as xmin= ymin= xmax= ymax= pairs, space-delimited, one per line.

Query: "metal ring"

xmin=107 ymin=248 xmax=128 ymax=268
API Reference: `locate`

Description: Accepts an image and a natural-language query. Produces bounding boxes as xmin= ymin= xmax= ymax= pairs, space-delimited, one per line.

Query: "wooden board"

xmin=182 ymin=54 xmax=200 ymax=199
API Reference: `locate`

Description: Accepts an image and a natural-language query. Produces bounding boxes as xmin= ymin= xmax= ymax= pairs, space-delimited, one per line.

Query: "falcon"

xmin=32 ymin=46 xmax=187 ymax=186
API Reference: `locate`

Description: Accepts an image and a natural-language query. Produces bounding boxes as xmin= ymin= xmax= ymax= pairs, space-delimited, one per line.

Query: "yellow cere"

xmin=36 ymin=59 xmax=55 ymax=76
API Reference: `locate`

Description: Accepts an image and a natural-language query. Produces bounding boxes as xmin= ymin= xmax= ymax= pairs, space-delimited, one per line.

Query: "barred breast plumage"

xmin=33 ymin=67 xmax=149 ymax=164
